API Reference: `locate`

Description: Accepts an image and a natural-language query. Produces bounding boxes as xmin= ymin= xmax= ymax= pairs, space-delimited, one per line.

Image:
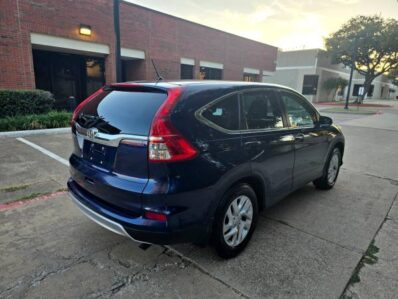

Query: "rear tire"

xmin=313 ymin=147 xmax=341 ymax=190
xmin=212 ymin=184 xmax=258 ymax=259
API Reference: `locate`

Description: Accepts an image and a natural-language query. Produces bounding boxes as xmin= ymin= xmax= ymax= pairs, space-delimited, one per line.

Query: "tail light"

xmin=144 ymin=210 xmax=167 ymax=222
xmin=71 ymin=87 xmax=104 ymax=123
xmin=148 ymin=87 xmax=198 ymax=162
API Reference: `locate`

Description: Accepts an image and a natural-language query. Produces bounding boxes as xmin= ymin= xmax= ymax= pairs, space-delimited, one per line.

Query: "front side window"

xmin=241 ymin=90 xmax=283 ymax=130
xmin=281 ymin=92 xmax=316 ymax=128
xmin=201 ymin=93 xmax=239 ymax=131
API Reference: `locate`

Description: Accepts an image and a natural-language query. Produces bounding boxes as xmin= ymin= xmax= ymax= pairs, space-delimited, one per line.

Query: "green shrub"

xmin=0 ymin=89 xmax=55 ymax=118
xmin=0 ymin=111 xmax=72 ymax=132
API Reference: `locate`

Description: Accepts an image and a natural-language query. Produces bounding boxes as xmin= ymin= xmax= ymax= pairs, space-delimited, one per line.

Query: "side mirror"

xmin=318 ymin=115 xmax=333 ymax=127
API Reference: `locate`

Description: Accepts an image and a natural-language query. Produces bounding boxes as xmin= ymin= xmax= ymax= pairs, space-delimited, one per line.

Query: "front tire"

xmin=212 ymin=184 xmax=258 ymax=259
xmin=313 ymin=147 xmax=341 ymax=190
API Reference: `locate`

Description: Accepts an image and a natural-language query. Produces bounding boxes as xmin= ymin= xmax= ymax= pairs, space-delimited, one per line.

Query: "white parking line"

xmin=14 ymin=136 xmax=233 ymax=294
xmin=16 ymin=137 xmax=70 ymax=166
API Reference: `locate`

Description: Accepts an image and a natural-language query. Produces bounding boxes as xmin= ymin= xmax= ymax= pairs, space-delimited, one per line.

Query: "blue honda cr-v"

xmin=68 ymin=81 xmax=344 ymax=258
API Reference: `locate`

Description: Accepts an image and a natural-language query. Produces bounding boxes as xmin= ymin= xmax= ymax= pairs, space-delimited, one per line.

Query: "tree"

xmin=387 ymin=68 xmax=398 ymax=86
xmin=323 ymin=77 xmax=348 ymax=101
xmin=325 ymin=15 xmax=398 ymax=103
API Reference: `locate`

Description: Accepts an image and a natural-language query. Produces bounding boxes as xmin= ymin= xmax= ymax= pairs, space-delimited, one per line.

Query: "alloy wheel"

xmin=327 ymin=152 xmax=339 ymax=184
xmin=223 ymin=195 xmax=253 ymax=247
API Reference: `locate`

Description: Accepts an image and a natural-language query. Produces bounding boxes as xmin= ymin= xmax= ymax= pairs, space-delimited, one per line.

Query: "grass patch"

xmin=0 ymin=183 xmax=30 ymax=193
xmin=0 ymin=111 xmax=72 ymax=132
xmin=321 ymin=107 xmax=379 ymax=114
xmin=349 ymin=240 xmax=380 ymax=285
xmin=18 ymin=192 xmax=43 ymax=201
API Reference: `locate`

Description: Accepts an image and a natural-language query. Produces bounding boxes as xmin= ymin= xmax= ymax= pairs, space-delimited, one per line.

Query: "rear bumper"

xmin=68 ymin=179 xmax=210 ymax=245
xmin=69 ymin=191 xmax=136 ymax=241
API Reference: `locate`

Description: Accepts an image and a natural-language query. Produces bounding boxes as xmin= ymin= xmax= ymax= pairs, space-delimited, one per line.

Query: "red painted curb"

xmin=0 ymin=191 xmax=67 ymax=212
xmin=314 ymin=102 xmax=392 ymax=108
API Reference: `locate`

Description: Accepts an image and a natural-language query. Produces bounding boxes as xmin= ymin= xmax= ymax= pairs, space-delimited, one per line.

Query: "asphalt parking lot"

xmin=1 ymin=101 xmax=398 ymax=298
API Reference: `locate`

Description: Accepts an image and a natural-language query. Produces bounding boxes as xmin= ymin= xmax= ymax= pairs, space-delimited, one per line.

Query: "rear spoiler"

xmin=105 ymin=83 xmax=168 ymax=94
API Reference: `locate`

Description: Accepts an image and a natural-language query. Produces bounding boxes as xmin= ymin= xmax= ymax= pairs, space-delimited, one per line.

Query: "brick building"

xmin=0 ymin=0 xmax=277 ymax=104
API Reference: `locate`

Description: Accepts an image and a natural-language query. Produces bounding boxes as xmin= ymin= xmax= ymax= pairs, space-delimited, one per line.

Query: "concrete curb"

xmin=0 ymin=127 xmax=70 ymax=138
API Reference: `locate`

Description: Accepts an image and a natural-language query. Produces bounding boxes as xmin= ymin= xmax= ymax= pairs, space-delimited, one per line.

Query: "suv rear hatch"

xmin=70 ymin=85 xmax=168 ymax=214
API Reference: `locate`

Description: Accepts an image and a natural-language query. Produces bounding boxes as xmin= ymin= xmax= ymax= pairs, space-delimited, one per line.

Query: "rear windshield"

xmin=76 ymin=90 xmax=167 ymax=136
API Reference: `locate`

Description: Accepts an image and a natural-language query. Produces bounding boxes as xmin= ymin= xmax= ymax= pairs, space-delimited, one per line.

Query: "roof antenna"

xmin=151 ymin=59 xmax=164 ymax=82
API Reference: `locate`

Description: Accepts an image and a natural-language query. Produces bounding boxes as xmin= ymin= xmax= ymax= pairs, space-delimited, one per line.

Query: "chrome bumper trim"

xmin=69 ymin=191 xmax=141 ymax=242
xmin=75 ymin=123 xmax=148 ymax=147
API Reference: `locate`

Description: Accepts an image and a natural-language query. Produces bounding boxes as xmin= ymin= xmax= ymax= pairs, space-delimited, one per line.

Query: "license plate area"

xmin=83 ymin=140 xmax=117 ymax=170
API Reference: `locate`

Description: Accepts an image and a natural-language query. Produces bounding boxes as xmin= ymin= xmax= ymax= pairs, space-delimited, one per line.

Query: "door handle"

xmin=85 ymin=177 xmax=95 ymax=185
xmin=295 ymin=133 xmax=305 ymax=142
xmin=244 ymin=141 xmax=262 ymax=147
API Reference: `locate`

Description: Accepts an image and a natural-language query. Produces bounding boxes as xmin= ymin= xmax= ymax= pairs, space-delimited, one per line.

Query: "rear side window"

xmin=201 ymin=93 xmax=239 ymax=131
xmin=76 ymin=90 xmax=167 ymax=135
xmin=241 ymin=90 xmax=283 ymax=130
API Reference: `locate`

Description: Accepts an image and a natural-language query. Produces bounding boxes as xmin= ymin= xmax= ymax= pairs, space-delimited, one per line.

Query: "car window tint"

xmin=76 ymin=90 xmax=167 ymax=135
xmin=202 ymin=93 xmax=239 ymax=130
xmin=241 ymin=90 xmax=283 ymax=130
xmin=281 ymin=92 xmax=315 ymax=128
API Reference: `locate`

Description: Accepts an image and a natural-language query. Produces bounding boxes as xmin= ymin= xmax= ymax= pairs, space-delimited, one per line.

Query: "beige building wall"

xmin=265 ymin=48 xmax=397 ymax=102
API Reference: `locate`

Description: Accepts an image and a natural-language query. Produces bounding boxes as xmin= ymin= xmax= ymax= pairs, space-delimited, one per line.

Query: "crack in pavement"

xmin=84 ymin=248 xmax=190 ymax=298
xmin=263 ymin=215 xmax=364 ymax=255
xmin=10 ymin=132 xmax=397 ymax=298
xmin=341 ymin=167 xmax=398 ymax=185
xmin=164 ymin=246 xmax=249 ymax=298
xmin=340 ymin=190 xmax=398 ymax=298
xmin=0 ymin=238 xmax=127 ymax=298
xmin=0 ymin=256 xmax=88 ymax=298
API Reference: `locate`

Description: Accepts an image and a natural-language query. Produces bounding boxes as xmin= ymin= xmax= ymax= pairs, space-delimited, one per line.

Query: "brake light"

xmin=148 ymin=87 xmax=198 ymax=162
xmin=71 ymin=87 xmax=104 ymax=123
xmin=144 ymin=211 xmax=167 ymax=222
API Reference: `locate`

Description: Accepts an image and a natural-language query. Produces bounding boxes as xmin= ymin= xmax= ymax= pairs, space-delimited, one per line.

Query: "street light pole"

xmin=113 ymin=0 xmax=122 ymax=83
xmin=345 ymin=37 xmax=358 ymax=110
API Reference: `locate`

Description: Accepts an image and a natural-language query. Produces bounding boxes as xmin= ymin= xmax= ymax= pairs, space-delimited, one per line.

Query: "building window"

xmin=243 ymin=73 xmax=259 ymax=82
xmin=353 ymin=84 xmax=374 ymax=97
xmin=33 ymin=49 xmax=105 ymax=108
xmin=200 ymin=66 xmax=222 ymax=80
xmin=180 ymin=64 xmax=194 ymax=79
xmin=302 ymin=75 xmax=319 ymax=95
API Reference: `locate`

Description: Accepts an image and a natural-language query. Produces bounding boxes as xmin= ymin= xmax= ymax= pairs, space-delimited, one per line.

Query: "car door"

xmin=240 ymin=88 xmax=295 ymax=205
xmin=278 ymin=90 xmax=329 ymax=189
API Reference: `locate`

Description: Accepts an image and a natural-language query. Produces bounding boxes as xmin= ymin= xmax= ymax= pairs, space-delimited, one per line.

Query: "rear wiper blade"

xmin=78 ymin=113 xmax=106 ymax=128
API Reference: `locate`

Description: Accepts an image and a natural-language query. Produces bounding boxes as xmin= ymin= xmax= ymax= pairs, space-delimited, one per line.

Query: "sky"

xmin=125 ymin=0 xmax=398 ymax=50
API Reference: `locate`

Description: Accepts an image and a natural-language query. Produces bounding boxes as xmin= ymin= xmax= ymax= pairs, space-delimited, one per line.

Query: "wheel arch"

xmin=225 ymin=175 xmax=267 ymax=211
xmin=334 ymin=141 xmax=344 ymax=163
